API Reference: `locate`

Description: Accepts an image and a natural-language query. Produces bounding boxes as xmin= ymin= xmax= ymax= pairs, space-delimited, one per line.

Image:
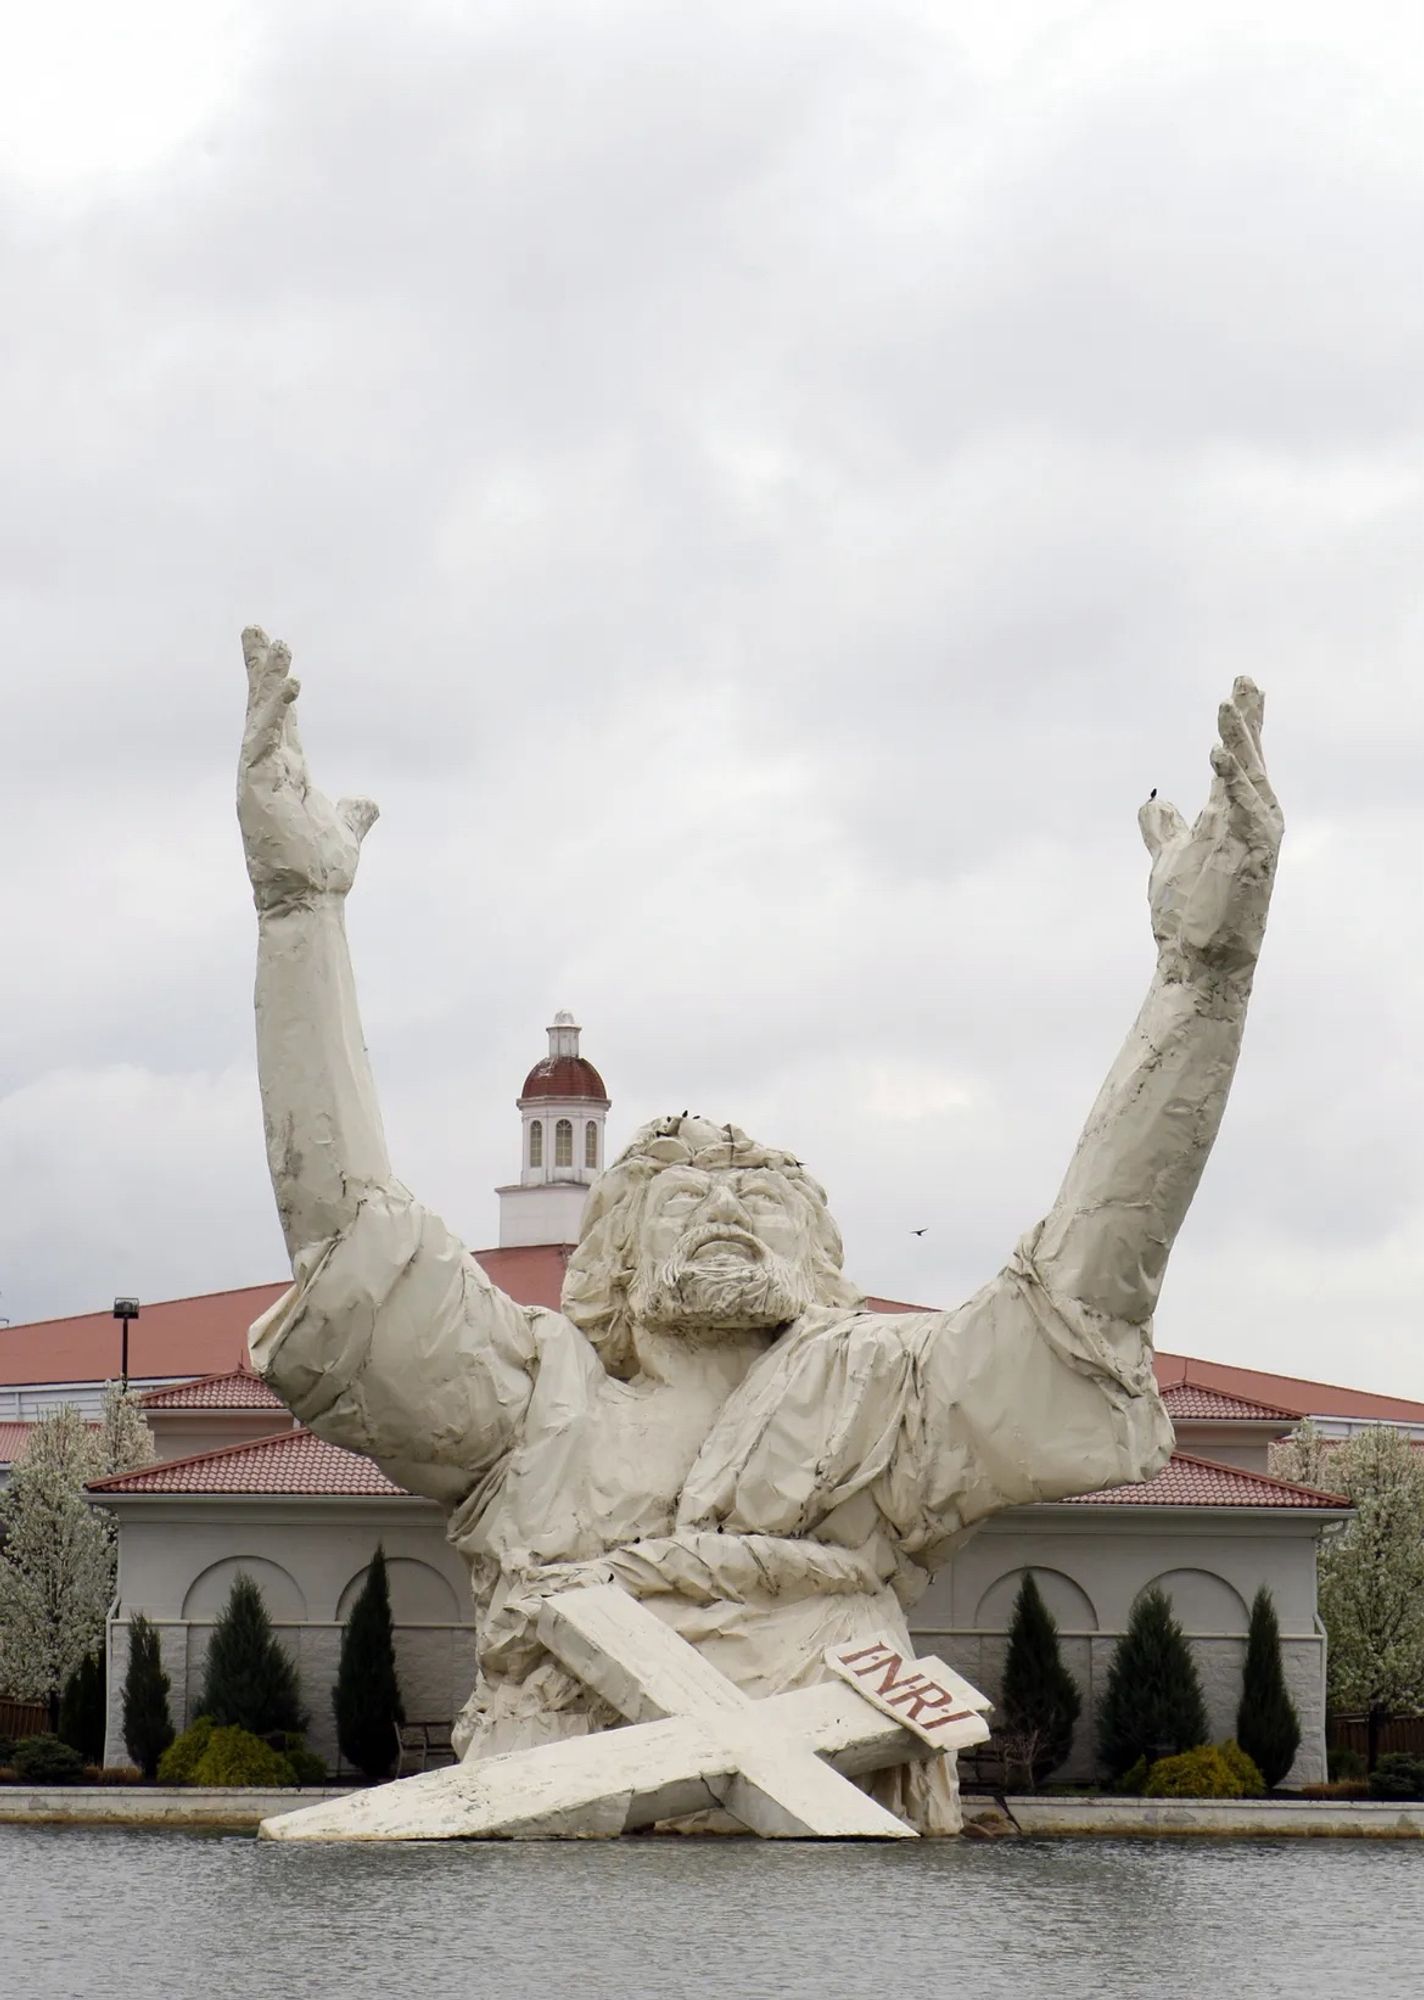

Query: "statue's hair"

xmin=561 ymin=1114 xmax=863 ymax=1378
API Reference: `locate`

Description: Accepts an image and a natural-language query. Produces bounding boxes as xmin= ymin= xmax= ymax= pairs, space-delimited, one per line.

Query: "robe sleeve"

xmin=679 ymin=1220 xmax=1174 ymax=1566
xmin=248 ymin=1184 xmax=546 ymax=1507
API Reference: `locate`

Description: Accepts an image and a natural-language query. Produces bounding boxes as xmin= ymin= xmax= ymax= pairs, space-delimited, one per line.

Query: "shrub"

xmin=1098 ymin=1586 xmax=1209 ymax=1780
xmin=1143 ymin=1744 xmax=1250 ymax=1800
xmin=1328 ymin=1745 xmax=1367 ymax=1782
xmin=998 ymin=1572 xmax=1081 ymax=1787
xmin=271 ymin=1733 xmax=328 ymax=1785
xmin=1217 ymin=1739 xmax=1265 ymax=1796
xmin=158 ymin=1715 xmax=215 ymax=1786
xmin=0 ymin=1735 xmax=14 ymax=1764
xmin=333 ymin=1545 xmax=405 ymax=1781
xmin=1113 ymin=1755 xmax=1150 ymax=1796
xmin=1301 ymin=1779 xmax=1369 ymax=1800
xmin=13 ymin=1734 xmax=86 ymax=1784
xmin=58 ymin=1650 xmax=106 ymax=1765
xmin=1367 ymin=1752 xmax=1424 ymax=1802
xmin=1236 ymin=1588 xmax=1301 ymax=1788
xmin=83 ymin=1765 xmax=144 ymax=1786
xmin=199 ymin=1573 xmax=305 ymax=1737
xmin=191 ymin=1725 xmax=295 ymax=1788
xmin=122 ymin=1613 xmax=175 ymax=1780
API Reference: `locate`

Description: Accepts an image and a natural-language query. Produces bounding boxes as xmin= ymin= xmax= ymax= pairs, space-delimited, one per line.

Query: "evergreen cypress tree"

xmin=199 ymin=1573 xmax=306 ymax=1736
xmin=58 ymin=1649 xmax=106 ymax=1763
xmin=1236 ymin=1586 xmax=1301 ymax=1788
xmin=1098 ymin=1585 xmax=1209 ymax=1780
xmin=123 ymin=1612 xmax=175 ymax=1780
xmin=333 ymin=1545 xmax=406 ymax=1780
xmin=1000 ymin=1571 xmax=1082 ymax=1784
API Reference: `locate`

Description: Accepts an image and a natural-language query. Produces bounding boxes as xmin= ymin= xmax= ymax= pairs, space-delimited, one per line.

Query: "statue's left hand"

xmin=238 ymin=626 xmax=379 ymax=915
xmin=1139 ymin=677 xmax=1283 ymax=980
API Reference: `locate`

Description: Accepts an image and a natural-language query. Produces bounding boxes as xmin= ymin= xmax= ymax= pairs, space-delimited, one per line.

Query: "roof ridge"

xmin=1167 ymin=1448 xmax=1349 ymax=1507
xmin=1160 ymin=1350 xmax=1424 ymax=1420
xmin=0 ymin=1280 xmax=289 ymax=1336
xmin=1162 ymin=1382 xmax=1302 ymax=1420
xmin=140 ymin=1363 xmax=260 ymax=1396
xmin=87 ymin=1424 xmax=312 ymax=1491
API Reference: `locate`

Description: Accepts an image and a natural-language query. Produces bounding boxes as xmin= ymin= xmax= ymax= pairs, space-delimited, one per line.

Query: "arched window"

xmin=585 ymin=1121 xmax=599 ymax=1169
xmin=528 ymin=1120 xmax=543 ymax=1168
xmin=555 ymin=1119 xmax=573 ymax=1167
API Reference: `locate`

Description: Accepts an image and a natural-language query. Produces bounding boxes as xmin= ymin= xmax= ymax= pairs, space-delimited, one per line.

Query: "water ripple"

xmin=8 ymin=1826 xmax=1424 ymax=2000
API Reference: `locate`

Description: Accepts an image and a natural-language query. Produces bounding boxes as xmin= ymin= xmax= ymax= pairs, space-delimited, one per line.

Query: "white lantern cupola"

xmin=496 ymin=1012 xmax=611 ymax=1247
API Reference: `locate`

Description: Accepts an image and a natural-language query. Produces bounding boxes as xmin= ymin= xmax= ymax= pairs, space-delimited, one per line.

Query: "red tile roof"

xmin=519 ymin=1056 xmax=610 ymax=1105
xmin=0 ymin=1282 xmax=288 ymax=1390
xmin=1154 ymin=1351 xmax=1424 ymax=1426
xmin=1160 ymin=1382 xmax=1300 ymax=1423
xmin=1064 ymin=1450 xmax=1347 ymax=1510
xmin=0 ymin=1421 xmax=34 ymax=1466
xmin=88 ymin=1427 xmax=410 ymax=1498
xmin=140 ymin=1368 xmax=287 ymax=1412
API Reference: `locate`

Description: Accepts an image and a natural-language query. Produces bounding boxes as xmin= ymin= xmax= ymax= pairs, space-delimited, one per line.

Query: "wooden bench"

xmin=396 ymin=1721 xmax=457 ymax=1776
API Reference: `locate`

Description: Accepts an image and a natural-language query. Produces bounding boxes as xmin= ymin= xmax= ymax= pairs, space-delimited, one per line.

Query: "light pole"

xmin=113 ymin=1297 xmax=140 ymax=1390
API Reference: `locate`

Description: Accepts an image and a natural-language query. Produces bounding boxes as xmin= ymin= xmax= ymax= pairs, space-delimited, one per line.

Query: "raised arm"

xmin=237 ymin=629 xmax=547 ymax=1501
xmin=237 ymin=626 xmax=391 ymax=1257
xmin=1033 ymin=676 xmax=1283 ymax=1325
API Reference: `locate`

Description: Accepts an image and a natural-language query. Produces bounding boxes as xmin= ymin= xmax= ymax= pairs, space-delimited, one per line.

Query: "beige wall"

xmin=909 ymin=1506 xmax=1331 ymax=1786
xmin=102 ymin=1491 xmax=1333 ymax=1788
xmin=102 ymin=1495 xmax=476 ymax=1771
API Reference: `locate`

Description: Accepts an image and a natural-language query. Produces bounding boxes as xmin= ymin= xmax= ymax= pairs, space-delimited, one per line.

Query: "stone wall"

xmin=103 ymin=1615 xmax=478 ymax=1771
xmin=910 ymin=1504 xmax=1333 ymax=1787
xmin=923 ymin=1626 xmax=1327 ymax=1786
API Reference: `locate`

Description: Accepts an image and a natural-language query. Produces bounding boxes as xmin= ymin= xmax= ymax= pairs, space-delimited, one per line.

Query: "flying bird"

xmin=911 ymin=1228 xmax=928 ymax=1237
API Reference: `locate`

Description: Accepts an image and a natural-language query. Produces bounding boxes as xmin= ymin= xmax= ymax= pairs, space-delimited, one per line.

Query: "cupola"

xmin=497 ymin=1013 xmax=612 ymax=1248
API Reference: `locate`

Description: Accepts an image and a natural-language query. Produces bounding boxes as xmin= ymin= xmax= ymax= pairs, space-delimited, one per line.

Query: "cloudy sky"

xmin=1 ymin=1 xmax=1420 ymax=1395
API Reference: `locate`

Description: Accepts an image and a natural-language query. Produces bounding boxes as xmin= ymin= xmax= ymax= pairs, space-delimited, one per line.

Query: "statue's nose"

xmin=703 ymin=1181 xmax=748 ymax=1225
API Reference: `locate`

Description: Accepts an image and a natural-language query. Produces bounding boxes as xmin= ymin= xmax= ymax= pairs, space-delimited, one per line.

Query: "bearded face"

xmin=626 ymin=1166 xmax=818 ymax=1338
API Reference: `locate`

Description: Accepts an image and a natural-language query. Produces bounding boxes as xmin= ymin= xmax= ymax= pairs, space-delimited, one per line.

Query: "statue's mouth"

xmin=684 ymin=1229 xmax=762 ymax=1266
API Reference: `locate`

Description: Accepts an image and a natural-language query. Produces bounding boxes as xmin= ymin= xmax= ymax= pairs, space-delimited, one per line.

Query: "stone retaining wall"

xmin=1005 ymin=1795 xmax=1424 ymax=1837
xmin=0 ymin=1786 xmax=355 ymax=1828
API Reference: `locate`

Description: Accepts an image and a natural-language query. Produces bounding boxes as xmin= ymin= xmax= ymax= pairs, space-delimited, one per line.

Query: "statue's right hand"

xmin=238 ymin=626 xmax=378 ymax=915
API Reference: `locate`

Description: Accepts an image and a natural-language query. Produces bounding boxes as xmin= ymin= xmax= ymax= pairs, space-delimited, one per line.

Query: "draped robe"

xmin=252 ymin=1183 xmax=1172 ymax=1833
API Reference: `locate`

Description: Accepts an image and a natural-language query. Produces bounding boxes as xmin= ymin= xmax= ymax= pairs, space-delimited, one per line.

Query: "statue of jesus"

xmin=238 ymin=628 xmax=1282 ymax=1832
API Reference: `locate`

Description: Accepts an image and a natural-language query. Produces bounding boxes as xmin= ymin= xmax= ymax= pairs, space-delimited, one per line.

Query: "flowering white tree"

xmin=0 ymin=1392 xmax=154 ymax=1718
xmin=93 ymin=1381 xmax=157 ymax=1479
xmin=0 ymin=1409 xmax=115 ymax=1716
xmin=1275 ymin=1422 xmax=1424 ymax=1765
xmin=1269 ymin=1417 xmax=1333 ymax=1491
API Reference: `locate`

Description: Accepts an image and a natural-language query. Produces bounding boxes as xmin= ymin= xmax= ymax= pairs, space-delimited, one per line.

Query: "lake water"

xmin=9 ymin=1826 xmax=1423 ymax=2000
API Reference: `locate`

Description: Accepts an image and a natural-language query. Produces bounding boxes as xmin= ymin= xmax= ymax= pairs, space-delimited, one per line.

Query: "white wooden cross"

xmin=261 ymin=1584 xmax=991 ymax=1843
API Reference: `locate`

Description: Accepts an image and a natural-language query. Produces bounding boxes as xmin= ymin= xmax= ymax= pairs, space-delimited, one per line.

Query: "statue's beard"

xmin=628 ymin=1227 xmax=814 ymax=1341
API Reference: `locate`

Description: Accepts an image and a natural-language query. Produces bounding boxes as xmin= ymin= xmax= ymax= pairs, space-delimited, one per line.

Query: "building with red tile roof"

xmin=139 ymin=1369 xmax=287 ymax=1411
xmin=0 ymin=1421 xmax=35 ymax=1472
xmin=1159 ymin=1383 xmax=1302 ymax=1424
xmin=91 ymin=1427 xmax=409 ymax=1498
xmin=1154 ymin=1350 xmax=1424 ymax=1433
xmin=1063 ymin=1450 xmax=1346 ymax=1510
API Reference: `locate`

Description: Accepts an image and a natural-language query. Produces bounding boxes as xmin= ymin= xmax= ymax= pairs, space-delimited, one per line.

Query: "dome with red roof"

xmin=517 ymin=1013 xmax=610 ymax=1107
xmin=519 ymin=1054 xmax=609 ymax=1104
